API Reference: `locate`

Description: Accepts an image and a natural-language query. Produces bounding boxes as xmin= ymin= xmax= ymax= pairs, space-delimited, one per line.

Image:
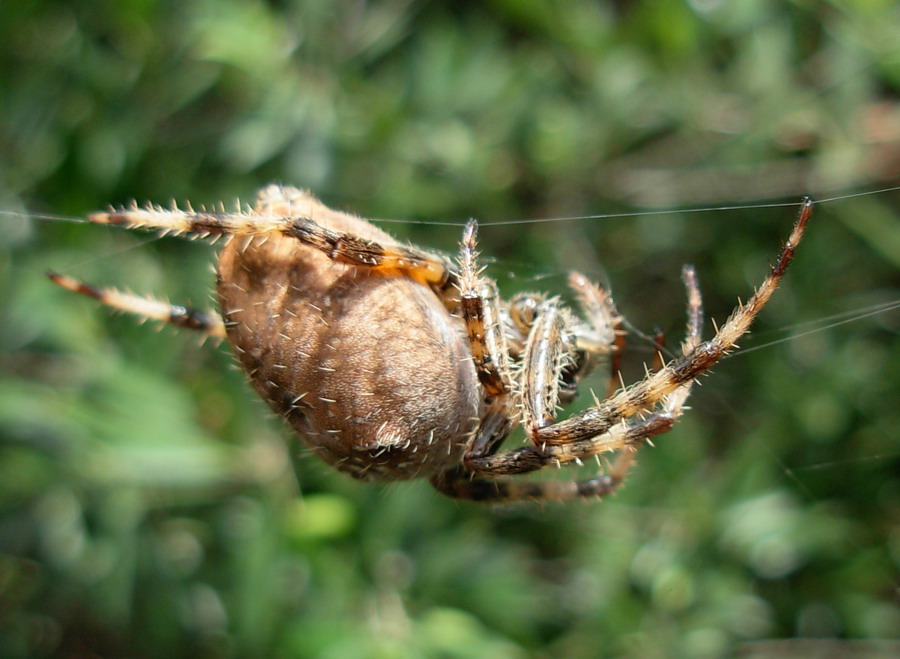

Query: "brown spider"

xmin=49 ymin=185 xmax=813 ymax=503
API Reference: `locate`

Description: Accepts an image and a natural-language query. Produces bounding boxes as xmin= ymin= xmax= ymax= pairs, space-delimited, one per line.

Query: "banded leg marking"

xmin=88 ymin=204 xmax=452 ymax=287
xmin=48 ymin=271 xmax=226 ymax=338
xmin=457 ymin=219 xmax=514 ymax=398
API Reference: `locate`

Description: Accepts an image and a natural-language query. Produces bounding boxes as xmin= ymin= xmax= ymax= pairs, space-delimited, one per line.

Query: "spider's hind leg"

xmin=89 ymin=187 xmax=454 ymax=288
xmin=48 ymin=271 xmax=226 ymax=338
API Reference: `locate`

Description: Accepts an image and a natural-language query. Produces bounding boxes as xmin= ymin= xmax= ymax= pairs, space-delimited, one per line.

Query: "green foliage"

xmin=1 ymin=1 xmax=898 ymax=656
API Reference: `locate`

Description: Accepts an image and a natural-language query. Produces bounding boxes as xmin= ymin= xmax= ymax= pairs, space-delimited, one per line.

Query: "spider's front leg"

xmin=534 ymin=198 xmax=812 ymax=454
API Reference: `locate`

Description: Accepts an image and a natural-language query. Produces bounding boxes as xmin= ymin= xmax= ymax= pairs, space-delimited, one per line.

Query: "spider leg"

xmin=431 ymin=409 xmax=677 ymax=501
xmin=87 ymin=187 xmax=453 ymax=288
xmin=543 ymin=264 xmax=703 ymax=465
xmin=568 ymin=272 xmax=621 ymax=356
xmin=434 ymin=264 xmax=705 ymax=502
xmin=458 ymin=220 xmax=514 ymax=399
xmin=567 ymin=271 xmax=627 ymax=397
xmin=519 ymin=297 xmax=581 ymax=435
xmin=536 ymin=198 xmax=812 ymax=450
xmin=516 ymin=279 xmax=629 ymax=438
xmin=457 ymin=220 xmax=516 ymax=460
xmin=47 ymin=271 xmax=226 ymax=338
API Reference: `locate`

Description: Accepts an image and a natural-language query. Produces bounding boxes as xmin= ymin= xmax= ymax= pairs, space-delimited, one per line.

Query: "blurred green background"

xmin=2 ymin=1 xmax=899 ymax=657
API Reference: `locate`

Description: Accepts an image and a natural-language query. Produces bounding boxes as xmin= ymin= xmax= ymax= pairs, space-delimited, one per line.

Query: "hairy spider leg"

xmin=519 ymin=298 xmax=579 ymax=435
xmin=568 ymin=272 xmax=621 ymax=355
xmin=537 ymin=198 xmax=813 ymax=453
xmin=457 ymin=220 xmax=515 ymax=399
xmin=566 ymin=271 xmax=626 ymax=398
xmin=432 ymin=405 xmax=679 ymax=500
xmin=602 ymin=264 xmax=704 ymax=485
xmin=47 ymin=271 xmax=226 ymax=338
xmin=433 ymin=263 xmax=705 ymax=501
xmin=432 ymin=464 xmax=632 ymax=502
xmin=456 ymin=220 xmax=517 ymax=460
xmin=88 ymin=197 xmax=454 ymax=289
xmin=507 ymin=267 xmax=702 ymax=470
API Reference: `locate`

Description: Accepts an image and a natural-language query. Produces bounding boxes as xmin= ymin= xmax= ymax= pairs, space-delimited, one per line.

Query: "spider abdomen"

xmin=216 ymin=205 xmax=480 ymax=481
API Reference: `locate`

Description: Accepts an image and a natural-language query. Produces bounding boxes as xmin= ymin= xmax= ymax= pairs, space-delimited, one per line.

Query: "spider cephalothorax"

xmin=50 ymin=185 xmax=812 ymax=502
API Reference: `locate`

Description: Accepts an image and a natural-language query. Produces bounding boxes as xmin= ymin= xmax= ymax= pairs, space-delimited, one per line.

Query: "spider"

xmin=49 ymin=185 xmax=813 ymax=503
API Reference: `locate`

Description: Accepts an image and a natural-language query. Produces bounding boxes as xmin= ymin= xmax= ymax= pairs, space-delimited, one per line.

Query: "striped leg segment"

xmin=88 ymin=199 xmax=452 ymax=288
xmin=47 ymin=271 xmax=226 ymax=338
xmin=457 ymin=220 xmax=514 ymax=399
xmin=284 ymin=217 xmax=452 ymax=287
xmin=457 ymin=220 xmax=517 ymax=462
